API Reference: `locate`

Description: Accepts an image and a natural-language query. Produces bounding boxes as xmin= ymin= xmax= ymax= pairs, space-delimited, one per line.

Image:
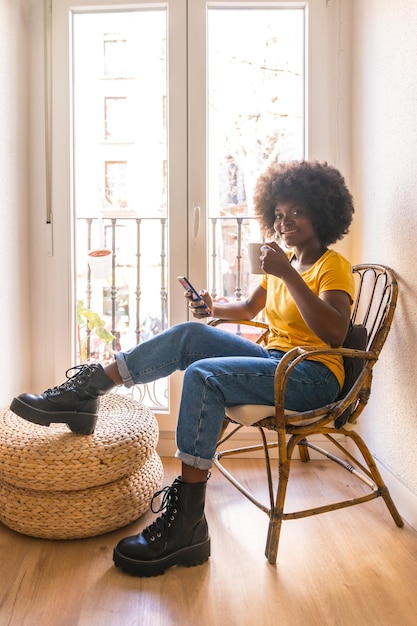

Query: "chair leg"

xmin=379 ymin=485 xmax=404 ymax=527
xmin=265 ymin=517 xmax=282 ymax=564
xmin=264 ymin=457 xmax=291 ymax=564
xmin=345 ymin=429 xmax=404 ymax=527
xmin=297 ymin=438 xmax=310 ymax=462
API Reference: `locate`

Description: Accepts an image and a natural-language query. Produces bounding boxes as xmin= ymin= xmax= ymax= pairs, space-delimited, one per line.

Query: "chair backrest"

xmin=334 ymin=264 xmax=398 ymax=428
xmin=350 ymin=264 xmax=398 ymax=355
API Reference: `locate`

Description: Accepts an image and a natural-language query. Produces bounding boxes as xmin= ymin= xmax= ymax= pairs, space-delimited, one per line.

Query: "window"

xmin=46 ymin=0 xmax=346 ymax=418
xmin=104 ymin=97 xmax=129 ymax=140
xmin=105 ymin=161 xmax=127 ymax=208
xmin=103 ymin=34 xmax=130 ymax=77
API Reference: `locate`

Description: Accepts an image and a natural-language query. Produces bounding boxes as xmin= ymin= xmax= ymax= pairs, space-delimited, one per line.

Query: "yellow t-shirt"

xmin=260 ymin=249 xmax=355 ymax=389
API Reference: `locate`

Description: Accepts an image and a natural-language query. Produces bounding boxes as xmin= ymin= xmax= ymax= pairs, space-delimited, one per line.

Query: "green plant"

xmin=77 ymin=300 xmax=116 ymax=362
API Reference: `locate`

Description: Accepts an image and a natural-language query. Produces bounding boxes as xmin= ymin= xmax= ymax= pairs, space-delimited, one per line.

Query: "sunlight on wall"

xmin=351 ymin=0 xmax=417 ymax=497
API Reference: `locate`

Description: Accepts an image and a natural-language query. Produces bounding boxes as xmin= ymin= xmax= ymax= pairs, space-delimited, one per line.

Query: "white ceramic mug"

xmin=248 ymin=242 xmax=265 ymax=274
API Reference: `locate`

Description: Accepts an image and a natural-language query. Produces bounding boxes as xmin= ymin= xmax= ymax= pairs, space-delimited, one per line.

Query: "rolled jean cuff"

xmin=175 ymin=449 xmax=213 ymax=471
xmin=115 ymin=352 xmax=135 ymax=387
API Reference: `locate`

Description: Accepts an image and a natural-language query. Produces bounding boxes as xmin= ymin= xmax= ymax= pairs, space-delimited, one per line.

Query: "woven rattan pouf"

xmin=0 ymin=393 xmax=163 ymax=539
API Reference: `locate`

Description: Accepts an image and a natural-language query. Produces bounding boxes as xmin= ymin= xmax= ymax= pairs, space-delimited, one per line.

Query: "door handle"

xmin=193 ymin=204 xmax=201 ymax=238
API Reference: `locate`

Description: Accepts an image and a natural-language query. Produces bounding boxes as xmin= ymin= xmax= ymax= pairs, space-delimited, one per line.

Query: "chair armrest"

xmin=209 ymin=318 xmax=270 ymax=345
xmin=272 ymin=345 xmax=377 ymax=429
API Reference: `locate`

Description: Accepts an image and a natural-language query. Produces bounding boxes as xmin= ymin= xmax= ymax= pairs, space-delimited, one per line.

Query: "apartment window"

xmin=103 ymin=34 xmax=130 ymax=77
xmin=104 ymin=97 xmax=129 ymax=140
xmin=105 ymin=161 xmax=127 ymax=208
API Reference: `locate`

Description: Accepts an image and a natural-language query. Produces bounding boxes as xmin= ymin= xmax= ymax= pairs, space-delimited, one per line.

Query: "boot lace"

xmin=44 ymin=364 xmax=99 ymax=397
xmin=143 ymin=483 xmax=179 ymax=542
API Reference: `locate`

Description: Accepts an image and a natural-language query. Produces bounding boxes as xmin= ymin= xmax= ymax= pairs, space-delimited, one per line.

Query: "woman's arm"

xmin=187 ymin=284 xmax=267 ymax=322
xmin=261 ymin=245 xmax=351 ymax=347
xmin=286 ymin=280 xmax=351 ymax=347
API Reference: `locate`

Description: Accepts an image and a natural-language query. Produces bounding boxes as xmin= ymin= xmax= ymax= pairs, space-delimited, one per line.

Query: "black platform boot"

xmin=113 ymin=477 xmax=210 ymax=577
xmin=10 ymin=364 xmax=115 ymax=435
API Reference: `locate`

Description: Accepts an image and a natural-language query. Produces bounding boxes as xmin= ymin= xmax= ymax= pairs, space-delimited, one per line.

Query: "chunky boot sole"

xmin=112 ymin=538 xmax=211 ymax=578
xmin=9 ymin=397 xmax=97 ymax=435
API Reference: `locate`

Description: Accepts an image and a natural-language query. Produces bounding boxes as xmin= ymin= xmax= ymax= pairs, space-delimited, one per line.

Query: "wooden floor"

xmin=1 ymin=457 xmax=417 ymax=626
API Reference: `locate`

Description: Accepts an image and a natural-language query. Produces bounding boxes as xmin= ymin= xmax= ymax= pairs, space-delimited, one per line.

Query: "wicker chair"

xmin=211 ymin=263 xmax=403 ymax=564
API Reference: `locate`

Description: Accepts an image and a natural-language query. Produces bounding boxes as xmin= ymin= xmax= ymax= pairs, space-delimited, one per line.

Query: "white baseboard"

xmin=156 ymin=432 xmax=176 ymax=458
xmin=157 ymin=432 xmax=417 ymax=532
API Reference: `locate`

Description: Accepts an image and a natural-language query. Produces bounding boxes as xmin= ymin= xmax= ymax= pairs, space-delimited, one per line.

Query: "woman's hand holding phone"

xmin=178 ymin=276 xmax=213 ymax=317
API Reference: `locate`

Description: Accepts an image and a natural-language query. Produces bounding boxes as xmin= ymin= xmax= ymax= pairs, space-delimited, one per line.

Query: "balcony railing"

xmin=76 ymin=214 xmax=264 ymax=407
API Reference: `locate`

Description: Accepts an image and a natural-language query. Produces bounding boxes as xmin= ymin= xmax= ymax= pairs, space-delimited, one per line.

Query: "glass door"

xmin=206 ymin=4 xmax=305 ymax=304
xmin=72 ymin=9 xmax=173 ymax=411
xmin=50 ymin=0 xmax=338 ymax=426
xmin=68 ymin=1 xmax=188 ymax=426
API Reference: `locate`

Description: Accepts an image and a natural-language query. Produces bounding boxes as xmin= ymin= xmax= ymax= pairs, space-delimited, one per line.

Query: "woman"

xmin=10 ymin=160 xmax=355 ymax=577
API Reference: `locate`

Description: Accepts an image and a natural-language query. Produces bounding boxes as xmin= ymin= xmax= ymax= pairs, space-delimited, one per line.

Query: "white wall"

xmin=0 ymin=0 xmax=31 ymax=405
xmin=351 ymin=0 xmax=417 ymax=505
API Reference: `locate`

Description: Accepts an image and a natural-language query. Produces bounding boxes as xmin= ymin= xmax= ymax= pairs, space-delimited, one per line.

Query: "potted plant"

xmin=77 ymin=300 xmax=116 ymax=363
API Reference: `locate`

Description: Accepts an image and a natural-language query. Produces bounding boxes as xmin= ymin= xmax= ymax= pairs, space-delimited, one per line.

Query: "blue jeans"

xmin=115 ymin=322 xmax=339 ymax=470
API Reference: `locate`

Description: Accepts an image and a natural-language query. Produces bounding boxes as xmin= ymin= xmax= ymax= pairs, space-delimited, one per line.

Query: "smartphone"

xmin=178 ymin=276 xmax=212 ymax=315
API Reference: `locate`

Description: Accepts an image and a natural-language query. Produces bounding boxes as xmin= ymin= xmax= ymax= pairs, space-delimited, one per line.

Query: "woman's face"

xmin=273 ymin=201 xmax=318 ymax=248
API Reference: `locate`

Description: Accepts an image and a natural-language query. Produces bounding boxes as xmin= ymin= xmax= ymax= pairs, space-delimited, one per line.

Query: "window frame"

xmin=29 ymin=0 xmax=349 ymax=400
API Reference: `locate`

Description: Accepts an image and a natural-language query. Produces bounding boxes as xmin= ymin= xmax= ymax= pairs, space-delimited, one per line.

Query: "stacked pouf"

xmin=0 ymin=393 xmax=163 ymax=539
